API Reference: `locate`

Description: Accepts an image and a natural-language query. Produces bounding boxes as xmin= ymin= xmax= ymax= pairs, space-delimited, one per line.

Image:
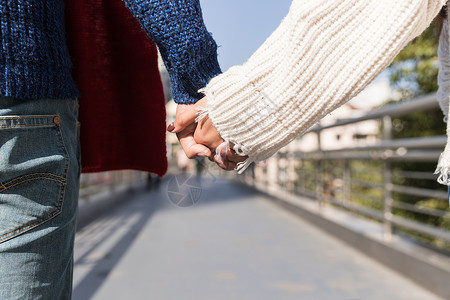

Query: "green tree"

xmin=388 ymin=23 xmax=445 ymax=139
xmin=385 ymin=20 xmax=449 ymax=248
xmin=389 ymin=25 xmax=440 ymax=98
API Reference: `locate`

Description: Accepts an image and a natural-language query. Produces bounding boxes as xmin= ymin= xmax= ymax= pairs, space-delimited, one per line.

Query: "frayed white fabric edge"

xmin=215 ymin=141 xmax=254 ymax=174
xmin=195 ymin=108 xmax=209 ymax=123
xmin=235 ymin=159 xmax=254 ymax=174
xmin=195 ymin=88 xmax=209 ymax=123
xmin=435 ymin=7 xmax=450 ymax=186
xmin=435 ymin=150 xmax=450 ymax=185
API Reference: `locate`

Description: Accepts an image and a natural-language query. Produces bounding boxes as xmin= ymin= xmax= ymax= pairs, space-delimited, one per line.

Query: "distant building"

xmin=293 ymin=77 xmax=396 ymax=152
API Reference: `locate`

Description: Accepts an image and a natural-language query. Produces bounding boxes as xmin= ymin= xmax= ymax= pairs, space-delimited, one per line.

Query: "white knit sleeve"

xmin=438 ymin=17 xmax=450 ymax=123
xmin=204 ymin=0 xmax=446 ymax=171
xmin=435 ymin=8 xmax=450 ymax=186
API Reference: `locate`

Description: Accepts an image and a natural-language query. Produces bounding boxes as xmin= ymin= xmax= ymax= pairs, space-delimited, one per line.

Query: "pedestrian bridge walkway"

xmin=72 ymin=175 xmax=442 ymax=300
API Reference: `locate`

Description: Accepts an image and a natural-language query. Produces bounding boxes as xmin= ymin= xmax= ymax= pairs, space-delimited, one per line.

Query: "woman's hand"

xmin=168 ymin=97 xmax=247 ymax=170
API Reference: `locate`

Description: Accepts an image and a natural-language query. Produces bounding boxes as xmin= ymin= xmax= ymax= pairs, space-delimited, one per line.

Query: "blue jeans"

xmin=0 ymin=98 xmax=80 ymax=299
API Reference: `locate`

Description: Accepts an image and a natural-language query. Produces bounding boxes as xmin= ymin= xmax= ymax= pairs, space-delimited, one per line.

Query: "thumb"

xmin=169 ymin=105 xmax=199 ymax=133
xmin=168 ymin=97 xmax=207 ymax=133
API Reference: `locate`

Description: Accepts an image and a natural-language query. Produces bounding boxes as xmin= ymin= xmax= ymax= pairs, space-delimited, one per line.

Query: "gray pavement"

xmin=73 ymin=174 xmax=441 ymax=300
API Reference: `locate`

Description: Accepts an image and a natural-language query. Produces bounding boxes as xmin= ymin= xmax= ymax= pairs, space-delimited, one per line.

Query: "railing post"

xmin=264 ymin=163 xmax=269 ymax=191
xmin=383 ymin=115 xmax=392 ymax=141
xmin=297 ymin=159 xmax=303 ymax=195
xmin=383 ymin=160 xmax=393 ymax=241
xmin=287 ymin=152 xmax=296 ymax=193
xmin=316 ymin=130 xmax=324 ymax=210
xmin=383 ymin=115 xmax=393 ymax=241
xmin=109 ymin=171 xmax=117 ymax=192
xmin=82 ymin=174 xmax=91 ymax=203
xmin=317 ymin=162 xmax=324 ymax=212
xmin=343 ymin=159 xmax=351 ymax=205
xmin=267 ymin=156 xmax=278 ymax=194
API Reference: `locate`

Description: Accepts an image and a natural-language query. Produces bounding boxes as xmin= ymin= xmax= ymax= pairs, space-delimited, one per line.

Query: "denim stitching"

xmin=53 ymin=113 xmax=70 ymax=221
xmin=0 ymin=115 xmax=55 ymax=119
xmin=3 ymin=172 xmax=66 ymax=184
xmin=0 ymin=123 xmax=53 ymax=129
xmin=0 ymin=116 xmax=70 ymax=244
xmin=0 ymin=115 xmax=57 ymax=129
xmin=0 ymin=176 xmax=66 ymax=193
xmin=0 ymin=208 xmax=62 ymax=243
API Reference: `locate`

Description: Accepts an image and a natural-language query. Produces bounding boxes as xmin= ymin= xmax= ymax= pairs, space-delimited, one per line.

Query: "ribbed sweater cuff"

xmin=123 ymin=0 xmax=222 ymax=104
xmin=206 ymin=66 xmax=287 ymax=163
xmin=170 ymin=48 xmax=222 ymax=104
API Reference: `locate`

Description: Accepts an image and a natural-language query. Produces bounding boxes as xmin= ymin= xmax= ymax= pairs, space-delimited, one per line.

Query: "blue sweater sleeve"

xmin=123 ymin=0 xmax=222 ymax=104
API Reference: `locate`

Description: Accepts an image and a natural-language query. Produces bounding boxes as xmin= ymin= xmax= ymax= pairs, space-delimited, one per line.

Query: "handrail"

xmin=79 ymin=171 xmax=146 ymax=202
xmin=244 ymin=93 xmax=450 ymax=248
xmin=309 ymin=94 xmax=439 ymax=132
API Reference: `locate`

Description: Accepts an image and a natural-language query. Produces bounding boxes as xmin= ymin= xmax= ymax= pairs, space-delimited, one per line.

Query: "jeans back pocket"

xmin=0 ymin=115 xmax=69 ymax=243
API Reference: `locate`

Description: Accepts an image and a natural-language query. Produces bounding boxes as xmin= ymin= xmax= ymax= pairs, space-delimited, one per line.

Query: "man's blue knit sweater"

xmin=0 ymin=0 xmax=221 ymax=104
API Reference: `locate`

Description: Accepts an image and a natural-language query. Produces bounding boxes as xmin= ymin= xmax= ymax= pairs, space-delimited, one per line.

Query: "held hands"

xmin=167 ymin=97 xmax=247 ymax=170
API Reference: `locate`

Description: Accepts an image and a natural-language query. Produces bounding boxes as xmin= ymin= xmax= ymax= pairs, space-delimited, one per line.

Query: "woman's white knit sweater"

xmin=204 ymin=0 xmax=446 ymax=172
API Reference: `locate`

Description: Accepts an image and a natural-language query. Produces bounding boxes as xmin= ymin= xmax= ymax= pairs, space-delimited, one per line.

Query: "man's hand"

xmin=168 ymin=97 xmax=247 ymax=170
xmin=167 ymin=102 xmax=212 ymax=159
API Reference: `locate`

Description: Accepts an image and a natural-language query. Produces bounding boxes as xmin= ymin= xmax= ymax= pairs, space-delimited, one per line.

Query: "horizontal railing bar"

xmin=297 ymin=136 xmax=445 ymax=156
xmin=308 ymin=94 xmax=439 ymax=132
xmin=296 ymin=134 xmax=445 ymax=154
xmin=321 ymin=164 xmax=345 ymax=170
xmin=392 ymin=201 xmax=448 ymax=218
xmin=299 ymin=136 xmax=444 ymax=155
xmin=251 ymin=92 xmax=450 ymax=250
xmin=391 ymin=215 xmax=450 ymax=242
xmin=386 ymin=151 xmax=443 ymax=162
xmin=394 ymin=171 xmax=439 ymax=181
xmin=295 ymin=190 xmax=317 ymax=199
xmin=294 ymin=189 xmax=450 ymax=241
xmin=326 ymin=198 xmax=384 ymax=220
xmin=348 ymin=192 xmax=384 ymax=204
xmin=296 ymin=175 xmax=317 ymax=181
xmin=295 ymin=150 xmax=442 ymax=161
xmin=339 ymin=136 xmax=445 ymax=151
xmin=351 ymin=178 xmax=383 ymax=189
xmin=392 ymin=184 xmax=448 ymax=200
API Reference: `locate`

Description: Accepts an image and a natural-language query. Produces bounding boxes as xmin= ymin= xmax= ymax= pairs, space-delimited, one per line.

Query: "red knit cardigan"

xmin=65 ymin=0 xmax=167 ymax=176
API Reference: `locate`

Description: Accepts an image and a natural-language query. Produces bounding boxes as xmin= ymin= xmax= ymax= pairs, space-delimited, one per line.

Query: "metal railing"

xmin=79 ymin=171 xmax=146 ymax=202
xmin=243 ymin=94 xmax=450 ymax=248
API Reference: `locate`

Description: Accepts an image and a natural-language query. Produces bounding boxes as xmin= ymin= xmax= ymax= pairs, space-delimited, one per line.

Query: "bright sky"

xmin=200 ymin=0 xmax=292 ymax=71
